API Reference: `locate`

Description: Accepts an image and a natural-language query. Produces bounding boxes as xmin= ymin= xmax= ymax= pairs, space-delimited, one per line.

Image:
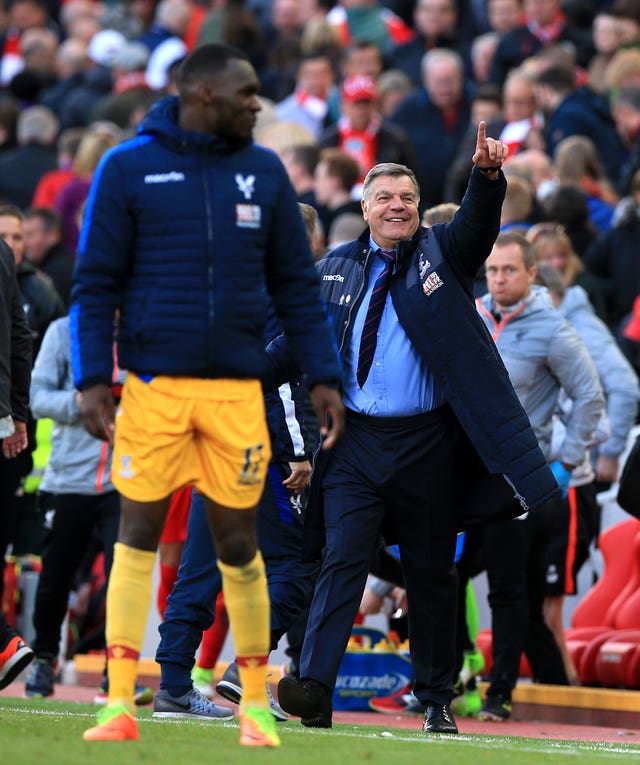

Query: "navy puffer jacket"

xmin=70 ymin=96 xmax=341 ymax=390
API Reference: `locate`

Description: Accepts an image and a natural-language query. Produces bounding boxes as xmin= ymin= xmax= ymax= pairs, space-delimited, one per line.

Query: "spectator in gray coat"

xmin=24 ymin=315 xmax=152 ymax=706
xmin=459 ymin=231 xmax=604 ymax=721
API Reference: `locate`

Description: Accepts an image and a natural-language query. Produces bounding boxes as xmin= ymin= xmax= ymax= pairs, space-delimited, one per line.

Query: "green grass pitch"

xmin=1 ymin=698 xmax=639 ymax=765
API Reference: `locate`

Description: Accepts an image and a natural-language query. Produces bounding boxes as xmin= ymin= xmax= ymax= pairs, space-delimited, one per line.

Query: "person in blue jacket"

xmin=267 ymin=125 xmax=560 ymax=736
xmin=71 ymin=43 xmax=344 ymax=746
xmin=152 ymin=202 xmax=321 ymax=723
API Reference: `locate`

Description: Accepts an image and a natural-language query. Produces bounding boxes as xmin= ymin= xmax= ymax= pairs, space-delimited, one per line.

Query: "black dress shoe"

xmin=278 ymin=675 xmax=333 ymax=728
xmin=422 ymin=703 xmax=459 ymax=734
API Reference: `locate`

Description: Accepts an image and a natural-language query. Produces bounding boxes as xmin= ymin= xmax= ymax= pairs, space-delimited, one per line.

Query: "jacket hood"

xmin=138 ymin=95 xmax=251 ymax=154
xmin=559 ymin=284 xmax=594 ymax=320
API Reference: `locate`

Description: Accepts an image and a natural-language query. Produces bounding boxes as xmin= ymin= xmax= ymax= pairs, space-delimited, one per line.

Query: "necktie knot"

xmin=378 ymin=248 xmax=396 ymax=265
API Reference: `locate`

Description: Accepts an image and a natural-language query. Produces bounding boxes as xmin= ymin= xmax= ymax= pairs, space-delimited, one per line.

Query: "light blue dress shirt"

xmin=343 ymin=240 xmax=445 ymax=416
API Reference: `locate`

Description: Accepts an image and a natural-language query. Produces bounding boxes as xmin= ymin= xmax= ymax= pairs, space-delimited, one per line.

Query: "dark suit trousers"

xmin=31 ymin=491 xmax=120 ymax=659
xmin=300 ymin=405 xmax=462 ymax=706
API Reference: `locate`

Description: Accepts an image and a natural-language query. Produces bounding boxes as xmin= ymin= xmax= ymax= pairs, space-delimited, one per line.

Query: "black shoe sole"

xmin=215 ymin=680 xmax=242 ymax=705
xmin=278 ymin=676 xmax=332 ymax=728
xmin=423 ymin=722 xmax=459 ymax=734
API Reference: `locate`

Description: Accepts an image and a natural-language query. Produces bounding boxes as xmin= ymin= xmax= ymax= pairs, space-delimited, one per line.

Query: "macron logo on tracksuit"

xmin=144 ymin=172 xmax=186 ymax=184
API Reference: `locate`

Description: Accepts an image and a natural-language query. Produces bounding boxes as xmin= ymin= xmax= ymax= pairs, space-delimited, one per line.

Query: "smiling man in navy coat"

xmin=274 ymin=123 xmax=560 ymax=735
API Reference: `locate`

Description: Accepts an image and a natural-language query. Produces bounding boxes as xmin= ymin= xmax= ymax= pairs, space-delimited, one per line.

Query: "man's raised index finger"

xmin=476 ymin=120 xmax=487 ymax=150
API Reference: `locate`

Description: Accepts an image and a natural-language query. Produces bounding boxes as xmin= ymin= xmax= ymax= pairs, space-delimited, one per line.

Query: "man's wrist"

xmin=476 ymin=165 xmax=501 ymax=178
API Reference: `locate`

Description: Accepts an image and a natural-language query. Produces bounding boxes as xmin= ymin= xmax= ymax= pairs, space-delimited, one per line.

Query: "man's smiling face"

xmin=361 ymin=174 xmax=420 ymax=249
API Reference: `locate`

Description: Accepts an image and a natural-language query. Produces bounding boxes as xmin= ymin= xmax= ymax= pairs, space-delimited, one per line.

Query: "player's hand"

xmin=472 ymin=120 xmax=509 ymax=174
xmin=79 ymin=383 xmax=115 ymax=443
xmin=283 ymin=460 xmax=312 ymax=492
xmin=2 ymin=419 xmax=27 ymax=459
xmin=310 ymin=384 xmax=345 ymax=450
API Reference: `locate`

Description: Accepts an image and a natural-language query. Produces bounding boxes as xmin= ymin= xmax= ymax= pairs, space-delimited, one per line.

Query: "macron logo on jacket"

xmin=144 ymin=171 xmax=186 ymax=184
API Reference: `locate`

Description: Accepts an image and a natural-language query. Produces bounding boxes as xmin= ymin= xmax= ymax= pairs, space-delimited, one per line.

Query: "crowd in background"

xmin=0 ymin=0 xmax=637 ymax=356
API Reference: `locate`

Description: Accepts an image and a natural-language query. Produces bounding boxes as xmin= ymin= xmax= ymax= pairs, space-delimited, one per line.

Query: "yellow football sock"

xmin=105 ymin=542 xmax=156 ymax=708
xmin=218 ymin=552 xmax=270 ymax=707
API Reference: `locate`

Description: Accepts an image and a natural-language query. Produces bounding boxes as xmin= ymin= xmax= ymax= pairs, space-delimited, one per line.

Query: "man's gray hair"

xmin=420 ymin=47 xmax=464 ymax=82
xmin=17 ymin=106 xmax=59 ymax=147
xmin=362 ymin=163 xmax=420 ymax=205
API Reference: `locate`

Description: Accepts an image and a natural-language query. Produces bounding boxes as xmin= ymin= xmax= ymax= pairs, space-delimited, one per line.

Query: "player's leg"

xmin=84 ymin=374 xmax=195 ymax=741
xmin=83 ymin=497 xmax=170 ymax=741
xmin=194 ymin=379 xmax=277 ymax=746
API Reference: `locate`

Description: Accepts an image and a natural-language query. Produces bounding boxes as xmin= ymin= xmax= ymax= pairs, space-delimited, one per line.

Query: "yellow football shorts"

xmin=112 ymin=374 xmax=271 ymax=508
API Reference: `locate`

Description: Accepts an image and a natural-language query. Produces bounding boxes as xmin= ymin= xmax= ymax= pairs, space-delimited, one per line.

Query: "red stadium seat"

xmin=577 ymin=630 xmax=620 ymax=685
xmin=571 ymin=519 xmax=640 ymax=629
xmin=605 ymin=533 xmax=640 ymax=628
xmin=612 ymin=533 xmax=640 ymax=630
xmin=595 ymin=631 xmax=640 ymax=688
xmin=564 ymin=627 xmax=612 ymax=675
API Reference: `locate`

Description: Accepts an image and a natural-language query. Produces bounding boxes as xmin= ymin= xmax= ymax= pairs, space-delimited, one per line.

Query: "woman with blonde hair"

xmin=529 ymin=224 xmax=607 ymax=320
xmin=54 ymin=122 xmax=122 ymax=253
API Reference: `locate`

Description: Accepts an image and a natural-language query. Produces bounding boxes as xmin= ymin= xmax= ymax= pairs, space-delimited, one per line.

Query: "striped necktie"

xmin=357 ymin=248 xmax=396 ymax=388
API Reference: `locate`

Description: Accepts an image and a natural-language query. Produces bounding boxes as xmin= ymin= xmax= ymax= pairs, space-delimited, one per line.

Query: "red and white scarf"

xmin=337 ymin=115 xmax=381 ymax=183
xmin=527 ymin=10 xmax=566 ymax=45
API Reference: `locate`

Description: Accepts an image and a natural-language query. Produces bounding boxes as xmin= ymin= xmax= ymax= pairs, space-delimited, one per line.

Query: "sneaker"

xmin=94 ymin=677 xmax=155 ymax=706
xmin=462 ymin=648 xmax=486 ymax=681
xmin=477 ymin=694 xmax=512 ymax=722
xmin=25 ymin=657 xmax=56 ymax=698
xmin=265 ymin=678 xmax=288 ymax=722
xmin=216 ymin=661 xmax=288 ymax=722
xmin=215 ymin=661 xmax=242 ymax=704
xmin=191 ymin=666 xmax=214 ymax=699
xmin=152 ymin=687 xmax=234 ymax=721
xmin=239 ymin=706 xmax=281 ymax=747
xmin=449 ymin=648 xmax=485 ymax=718
xmin=368 ymin=685 xmax=414 ymax=714
xmin=0 ymin=635 xmax=34 ymax=690
xmin=451 ymin=686 xmax=482 ymax=718
xmin=83 ymin=703 xmax=138 ymax=741
xmin=133 ymin=684 xmax=154 ymax=706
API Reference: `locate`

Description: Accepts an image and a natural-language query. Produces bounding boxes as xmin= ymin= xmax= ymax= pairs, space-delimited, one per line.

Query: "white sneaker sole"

xmin=152 ymin=710 xmax=234 ymax=721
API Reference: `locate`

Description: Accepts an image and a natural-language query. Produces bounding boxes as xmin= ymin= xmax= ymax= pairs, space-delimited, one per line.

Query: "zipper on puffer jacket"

xmin=202 ymin=165 xmax=215 ymax=371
